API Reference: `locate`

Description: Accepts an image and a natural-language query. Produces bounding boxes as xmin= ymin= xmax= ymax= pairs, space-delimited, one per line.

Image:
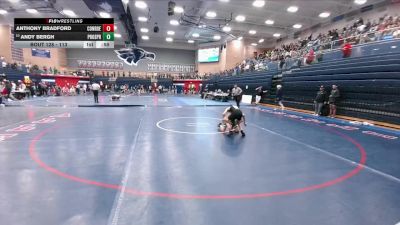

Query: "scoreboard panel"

xmin=14 ymin=18 xmax=115 ymax=49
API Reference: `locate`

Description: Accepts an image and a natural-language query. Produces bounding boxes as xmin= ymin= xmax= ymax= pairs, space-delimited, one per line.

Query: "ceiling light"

xmin=219 ymin=0 xmax=229 ymax=2
xmin=249 ymin=30 xmax=257 ymax=35
xmin=142 ymin=35 xmax=149 ymax=40
xmin=265 ymin=19 xmax=274 ymax=25
xmin=138 ymin=16 xmax=148 ymax=22
xmin=188 ymin=40 xmax=195 ymax=43
xmin=319 ymin=12 xmax=331 ymax=18
xmin=114 ymin=33 xmax=122 ymax=38
xmin=26 ymin=9 xmax=38 ymax=14
xmin=8 ymin=0 xmax=20 ymax=3
xmin=237 ymin=36 xmax=243 ymax=41
xmin=354 ymin=0 xmax=367 ymax=5
xmin=166 ymin=37 xmax=173 ymax=42
xmin=0 ymin=9 xmax=8 ymax=15
xmin=287 ymin=6 xmax=298 ymax=13
xmin=293 ymin=24 xmax=302 ymax=29
xmin=258 ymin=39 xmax=264 ymax=43
xmin=99 ymin=12 xmax=111 ymax=18
xmin=192 ymin=33 xmax=200 ymax=38
xmin=251 ymin=43 xmax=258 ymax=46
xmin=198 ymin=24 xmax=206 ymax=28
xmin=235 ymin=15 xmax=246 ymax=22
xmin=170 ymin=19 xmax=179 ymax=26
xmin=135 ymin=1 xmax=147 ymax=9
xmin=167 ymin=30 xmax=175 ymax=35
xmin=140 ymin=28 xmax=149 ymax=33
xmin=222 ymin=26 xmax=232 ymax=32
xmin=122 ymin=0 xmax=129 ymax=4
xmin=62 ymin=9 xmax=76 ymax=17
xmin=253 ymin=0 xmax=265 ymax=7
xmin=213 ymin=35 xmax=221 ymax=40
xmin=206 ymin=11 xmax=217 ymax=18
xmin=273 ymin=33 xmax=281 ymax=37
xmin=174 ymin=6 xmax=184 ymax=13
xmin=391 ymin=46 xmax=397 ymax=49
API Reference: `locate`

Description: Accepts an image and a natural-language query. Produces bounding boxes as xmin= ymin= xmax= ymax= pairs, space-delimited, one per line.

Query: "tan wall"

xmin=0 ymin=25 xmax=12 ymax=62
xmin=0 ymin=25 xmax=67 ymax=70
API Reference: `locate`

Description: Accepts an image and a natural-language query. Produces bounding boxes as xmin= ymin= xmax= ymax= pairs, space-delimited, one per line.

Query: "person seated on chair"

xmin=219 ymin=105 xmax=246 ymax=137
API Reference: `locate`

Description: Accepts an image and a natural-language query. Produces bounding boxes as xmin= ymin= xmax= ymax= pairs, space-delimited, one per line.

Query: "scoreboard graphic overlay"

xmin=14 ymin=18 xmax=114 ymax=49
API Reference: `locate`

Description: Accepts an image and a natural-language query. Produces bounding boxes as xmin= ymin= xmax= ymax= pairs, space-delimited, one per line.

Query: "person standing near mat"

xmin=329 ymin=85 xmax=340 ymax=118
xmin=255 ymin=86 xmax=268 ymax=105
xmin=231 ymin=84 xmax=243 ymax=108
xmin=91 ymin=82 xmax=100 ymax=103
xmin=276 ymin=85 xmax=285 ymax=110
xmin=314 ymin=85 xmax=328 ymax=116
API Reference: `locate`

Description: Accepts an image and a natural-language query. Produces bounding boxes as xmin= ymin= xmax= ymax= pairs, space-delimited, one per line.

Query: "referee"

xmin=91 ymin=82 xmax=100 ymax=103
xmin=231 ymin=84 xmax=243 ymax=108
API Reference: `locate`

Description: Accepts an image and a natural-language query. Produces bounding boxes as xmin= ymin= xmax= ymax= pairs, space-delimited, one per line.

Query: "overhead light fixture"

xmin=222 ymin=26 xmax=232 ymax=32
xmin=265 ymin=20 xmax=274 ymax=25
xmin=206 ymin=11 xmax=217 ymax=18
xmin=166 ymin=37 xmax=173 ymax=42
xmin=114 ymin=33 xmax=122 ymax=38
xmin=188 ymin=40 xmax=195 ymax=43
xmin=198 ymin=24 xmax=206 ymax=28
xmin=219 ymin=0 xmax=229 ymax=2
xmin=252 ymin=0 xmax=265 ymax=7
xmin=354 ymin=0 xmax=367 ymax=5
xmin=287 ymin=6 xmax=298 ymax=13
xmin=62 ymin=9 xmax=76 ymax=17
xmin=170 ymin=19 xmax=179 ymax=26
xmin=251 ymin=43 xmax=258 ymax=46
xmin=235 ymin=15 xmax=246 ymax=22
xmin=140 ymin=28 xmax=149 ymax=33
xmin=319 ymin=12 xmax=331 ymax=18
xmin=192 ymin=33 xmax=200 ymax=38
xmin=293 ymin=24 xmax=302 ymax=29
xmin=142 ymin=35 xmax=149 ymax=40
xmin=0 ymin=9 xmax=8 ymax=15
xmin=122 ymin=0 xmax=129 ymax=4
xmin=26 ymin=9 xmax=38 ymax=14
xmin=135 ymin=1 xmax=147 ymax=9
xmin=258 ymin=39 xmax=264 ymax=43
xmin=8 ymin=0 xmax=20 ymax=3
xmin=167 ymin=30 xmax=175 ymax=35
xmin=174 ymin=6 xmax=184 ymax=13
xmin=213 ymin=35 xmax=221 ymax=40
xmin=273 ymin=33 xmax=281 ymax=37
xmin=249 ymin=30 xmax=257 ymax=35
xmin=99 ymin=11 xmax=111 ymax=18
xmin=138 ymin=16 xmax=148 ymax=22
xmin=391 ymin=46 xmax=397 ymax=49
xmin=237 ymin=36 xmax=243 ymax=41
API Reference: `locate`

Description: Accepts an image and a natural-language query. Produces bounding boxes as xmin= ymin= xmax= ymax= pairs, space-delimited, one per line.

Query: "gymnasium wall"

xmin=66 ymin=47 xmax=196 ymax=74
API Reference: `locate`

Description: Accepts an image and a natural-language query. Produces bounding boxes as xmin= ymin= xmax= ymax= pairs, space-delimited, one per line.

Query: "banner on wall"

xmin=147 ymin=63 xmax=195 ymax=73
xmin=77 ymin=59 xmax=124 ymax=70
xmin=31 ymin=49 xmax=51 ymax=58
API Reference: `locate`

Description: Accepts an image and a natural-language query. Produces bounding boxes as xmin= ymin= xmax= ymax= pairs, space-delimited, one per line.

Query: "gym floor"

xmin=1 ymin=95 xmax=399 ymax=225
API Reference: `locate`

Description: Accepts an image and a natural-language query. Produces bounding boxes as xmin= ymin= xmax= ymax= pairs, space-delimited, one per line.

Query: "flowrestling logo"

xmin=115 ymin=47 xmax=156 ymax=66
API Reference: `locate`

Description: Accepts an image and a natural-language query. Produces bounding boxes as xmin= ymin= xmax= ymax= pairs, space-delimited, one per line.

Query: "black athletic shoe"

xmin=241 ymin=131 xmax=246 ymax=137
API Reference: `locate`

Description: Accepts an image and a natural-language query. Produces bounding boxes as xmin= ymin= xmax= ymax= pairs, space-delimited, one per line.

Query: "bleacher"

xmin=0 ymin=67 xmax=40 ymax=82
xmin=206 ymin=70 xmax=278 ymax=95
xmin=282 ymin=52 xmax=400 ymax=124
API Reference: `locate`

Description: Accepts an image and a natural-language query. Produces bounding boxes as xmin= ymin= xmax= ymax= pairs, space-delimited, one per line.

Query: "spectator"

xmin=314 ymin=85 xmax=328 ymax=116
xmin=342 ymin=42 xmax=352 ymax=58
xmin=231 ymin=84 xmax=243 ymax=108
xmin=329 ymin=85 xmax=340 ymax=118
